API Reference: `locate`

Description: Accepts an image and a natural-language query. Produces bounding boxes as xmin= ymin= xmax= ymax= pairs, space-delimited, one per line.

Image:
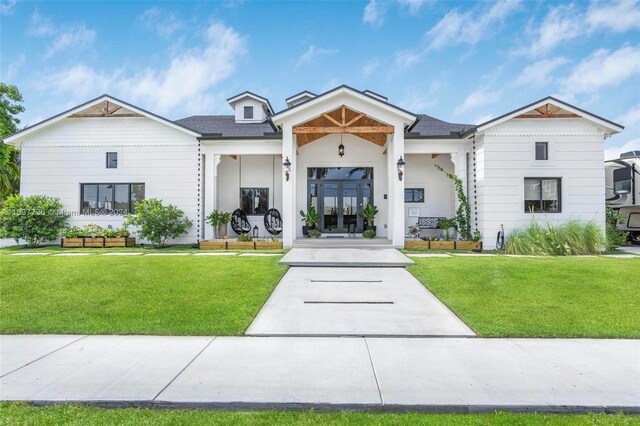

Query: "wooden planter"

xmin=254 ymin=241 xmax=283 ymax=250
xmin=405 ymin=240 xmax=429 ymax=250
xmin=455 ymin=241 xmax=483 ymax=251
xmin=82 ymin=237 xmax=105 ymax=248
xmin=430 ymin=240 xmax=455 ymax=250
xmin=104 ymin=237 xmax=136 ymax=247
xmin=199 ymin=240 xmax=227 ymax=250
xmin=61 ymin=238 xmax=84 ymax=248
xmin=227 ymin=241 xmax=255 ymax=250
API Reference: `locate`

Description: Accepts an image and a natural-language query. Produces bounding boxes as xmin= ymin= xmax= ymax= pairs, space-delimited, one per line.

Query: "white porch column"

xmin=390 ymin=124 xmax=405 ymax=248
xmin=282 ymin=124 xmax=295 ymax=248
xmin=204 ymin=154 xmax=221 ymax=240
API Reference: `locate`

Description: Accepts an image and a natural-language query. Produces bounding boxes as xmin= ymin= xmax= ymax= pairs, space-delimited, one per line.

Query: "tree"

xmin=123 ymin=198 xmax=193 ymax=248
xmin=0 ymin=83 xmax=24 ymax=203
xmin=0 ymin=194 xmax=68 ymax=247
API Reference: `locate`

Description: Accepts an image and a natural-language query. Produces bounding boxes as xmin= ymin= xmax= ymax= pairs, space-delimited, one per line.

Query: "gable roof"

xmin=3 ymin=94 xmax=200 ymax=144
xmin=226 ymin=91 xmax=274 ymax=115
xmin=476 ymin=96 xmax=624 ymax=134
xmin=407 ymin=114 xmax=474 ymax=138
xmin=174 ymin=115 xmax=279 ymax=138
xmin=270 ymin=85 xmax=418 ymax=125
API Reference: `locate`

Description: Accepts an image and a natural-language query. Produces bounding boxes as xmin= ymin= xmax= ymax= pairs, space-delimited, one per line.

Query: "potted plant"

xmin=81 ymin=223 xmax=106 ymax=247
xmin=299 ymin=207 xmax=320 ymax=236
xmin=206 ymin=210 xmax=232 ymax=239
xmin=61 ymin=226 xmax=84 ymax=247
xmin=104 ymin=227 xmax=136 ymax=247
xmin=456 ymin=230 xmax=483 ymax=251
xmin=362 ymin=204 xmax=379 ymax=232
xmin=362 ymin=229 xmax=376 ymax=239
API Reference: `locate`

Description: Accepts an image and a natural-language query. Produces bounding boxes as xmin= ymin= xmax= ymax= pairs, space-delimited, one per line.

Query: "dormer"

xmin=227 ymin=91 xmax=274 ymax=123
xmin=285 ymin=91 xmax=317 ymax=108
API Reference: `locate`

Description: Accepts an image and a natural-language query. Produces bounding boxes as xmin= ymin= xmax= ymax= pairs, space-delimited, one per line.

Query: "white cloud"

xmin=426 ymin=1 xmax=522 ymax=50
xmin=394 ymin=49 xmax=422 ymax=69
xmin=616 ymin=103 xmax=640 ymax=128
xmin=363 ymin=0 xmax=384 ymax=26
xmin=0 ymin=0 xmax=16 ymax=15
xmin=28 ymin=12 xmax=96 ymax=59
xmin=563 ymin=45 xmax=640 ymax=94
xmin=362 ymin=60 xmax=379 ymax=76
xmin=605 ymin=139 xmax=640 ymax=161
xmin=517 ymin=1 xmax=640 ymax=57
xmin=139 ymin=7 xmax=184 ymax=38
xmin=295 ymin=45 xmax=338 ymax=69
xmin=3 ymin=53 xmax=26 ymax=82
xmin=587 ymin=0 xmax=640 ymax=32
xmin=322 ymin=78 xmax=341 ymax=93
xmin=398 ymin=80 xmax=445 ymax=112
xmin=397 ymin=0 xmax=429 ymax=14
xmin=514 ymin=57 xmax=568 ymax=87
xmin=36 ymin=22 xmax=246 ymax=116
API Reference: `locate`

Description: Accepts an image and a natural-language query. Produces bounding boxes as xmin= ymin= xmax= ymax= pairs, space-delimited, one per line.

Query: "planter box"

xmin=104 ymin=237 xmax=136 ymax=247
xmin=254 ymin=241 xmax=283 ymax=250
xmin=405 ymin=240 xmax=429 ymax=250
xmin=430 ymin=240 xmax=455 ymax=250
xmin=61 ymin=238 xmax=84 ymax=248
xmin=455 ymin=241 xmax=483 ymax=251
xmin=82 ymin=237 xmax=105 ymax=248
xmin=199 ymin=240 xmax=227 ymax=250
xmin=227 ymin=241 xmax=255 ymax=250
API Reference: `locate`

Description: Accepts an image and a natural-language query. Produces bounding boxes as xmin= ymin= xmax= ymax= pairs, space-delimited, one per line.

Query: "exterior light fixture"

xmin=338 ymin=143 xmax=345 ymax=157
xmin=252 ymin=225 xmax=259 ymax=238
xmin=283 ymin=157 xmax=291 ymax=181
xmin=397 ymin=156 xmax=406 ymax=181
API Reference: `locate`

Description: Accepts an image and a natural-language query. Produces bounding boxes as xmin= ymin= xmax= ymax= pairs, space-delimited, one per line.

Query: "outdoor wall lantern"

xmin=338 ymin=142 xmax=345 ymax=157
xmin=283 ymin=157 xmax=291 ymax=181
xmin=252 ymin=225 xmax=259 ymax=238
xmin=397 ymin=156 xmax=405 ymax=181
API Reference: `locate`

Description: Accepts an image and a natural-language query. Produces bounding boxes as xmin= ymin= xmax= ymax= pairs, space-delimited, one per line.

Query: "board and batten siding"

xmin=18 ymin=117 xmax=199 ymax=244
xmin=477 ymin=118 xmax=606 ymax=249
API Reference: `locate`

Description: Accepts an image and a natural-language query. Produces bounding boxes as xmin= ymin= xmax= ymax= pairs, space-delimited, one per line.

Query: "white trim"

xmin=4 ymin=95 xmax=200 ymax=145
xmin=285 ymin=91 xmax=317 ymax=105
xmin=476 ymin=98 xmax=623 ymax=134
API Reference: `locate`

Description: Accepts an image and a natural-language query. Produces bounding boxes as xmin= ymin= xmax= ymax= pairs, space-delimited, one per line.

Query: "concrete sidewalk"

xmin=1 ymin=335 xmax=638 ymax=413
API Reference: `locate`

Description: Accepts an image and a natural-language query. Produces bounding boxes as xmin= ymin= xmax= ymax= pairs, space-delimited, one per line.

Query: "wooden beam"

xmin=546 ymin=103 xmax=551 ymax=115
xmin=92 ymin=105 xmax=104 ymax=114
xmin=293 ymin=125 xmax=394 ymax=134
xmin=534 ymin=107 xmax=547 ymax=115
xmin=432 ymin=154 xmax=439 ymax=159
xmin=69 ymin=113 xmax=144 ymax=118
xmin=514 ymin=113 xmax=579 ymax=119
xmin=549 ymin=106 xmax=562 ymax=115
xmin=109 ymin=105 xmax=123 ymax=115
xmin=321 ymin=113 xmax=342 ymax=127
xmin=344 ymin=113 xmax=365 ymax=127
xmin=382 ymin=148 xmax=387 ymax=155
xmin=341 ymin=105 xmax=346 ymax=126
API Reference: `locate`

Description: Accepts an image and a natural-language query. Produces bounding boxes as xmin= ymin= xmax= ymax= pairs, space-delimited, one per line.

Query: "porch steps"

xmin=292 ymin=238 xmax=394 ymax=249
xmin=280 ymin=248 xmax=414 ymax=268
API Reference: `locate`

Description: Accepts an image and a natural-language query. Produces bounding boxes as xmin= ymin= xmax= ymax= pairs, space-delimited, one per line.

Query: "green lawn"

xmin=1 ymin=404 xmax=638 ymax=426
xmin=0 ymin=255 xmax=287 ymax=335
xmin=408 ymin=256 xmax=640 ymax=338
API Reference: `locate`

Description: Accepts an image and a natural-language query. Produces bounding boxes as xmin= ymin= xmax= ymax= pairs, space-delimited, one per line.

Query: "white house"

xmin=2 ymin=85 xmax=624 ymax=248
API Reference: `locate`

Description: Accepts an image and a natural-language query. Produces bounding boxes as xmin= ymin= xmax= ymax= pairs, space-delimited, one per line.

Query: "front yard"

xmin=0 ymin=254 xmax=287 ymax=335
xmin=409 ymin=256 xmax=640 ymax=338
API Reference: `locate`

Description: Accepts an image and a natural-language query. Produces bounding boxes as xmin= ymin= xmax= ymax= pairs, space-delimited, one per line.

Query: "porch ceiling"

xmin=293 ymin=105 xmax=393 ymax=147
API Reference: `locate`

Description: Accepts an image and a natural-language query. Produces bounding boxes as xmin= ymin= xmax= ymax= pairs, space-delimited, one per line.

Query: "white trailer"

xmin=605 ymin=151 xmax=640 ymax=242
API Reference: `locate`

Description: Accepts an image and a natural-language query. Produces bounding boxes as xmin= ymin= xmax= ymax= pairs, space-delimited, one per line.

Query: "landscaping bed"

xmin=199 ymin=240 xmax=283 ymax=250
xmin=0 ymin=255 xmax=287 ymax=335
xmin=409 ymin=256 xmax=640 ymax=338
xmin=405 ymin=240 xmax=482 ymax=251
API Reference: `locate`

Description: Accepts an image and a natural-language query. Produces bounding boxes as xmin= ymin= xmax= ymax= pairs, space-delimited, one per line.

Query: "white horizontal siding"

xmin=19 ymin=116 xmax=199 ymax=244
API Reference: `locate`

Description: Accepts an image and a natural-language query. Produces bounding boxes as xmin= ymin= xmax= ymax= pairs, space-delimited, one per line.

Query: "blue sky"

xmin=1 ymin=0 xmax=639 ymax=158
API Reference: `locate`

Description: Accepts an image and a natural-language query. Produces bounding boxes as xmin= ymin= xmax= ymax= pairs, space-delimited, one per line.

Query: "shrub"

xmin=237 ymin=233 xmax=253 ymax=242
xmin=123 ymin=198 xmax=192 ymax=248
xmin=362 ymin=229 xmax=376 ymax=239
xmin=0 ymin=194 xmax=68 ymax=247
xmin=506 ymin=221 xmax=604 ymax=256
xmin=307 ymin=229 xmax=321 ymax=238
xmin=605 ymin=204 xmax=628 ymax=250
xmin=205 ymin=210 xmax=232 ymax=227
xmin=437 ymin=218 xmax=456 ymax=241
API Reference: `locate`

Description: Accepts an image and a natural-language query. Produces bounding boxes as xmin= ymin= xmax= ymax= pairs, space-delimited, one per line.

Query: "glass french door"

xmin=308 ymin=181 xmax=373 ymax=233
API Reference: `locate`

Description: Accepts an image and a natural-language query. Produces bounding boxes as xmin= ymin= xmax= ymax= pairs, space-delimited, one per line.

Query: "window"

xmin=613 ymin=167 xmax=632 ymax=193
xmin=524 ymin=178 xmax=561 ymax=213
xmin=243 ymin=106 xmax=254 ymax=119
xmin=405 ymin=188 xmax=425 ymax=203
xmin=241 ymin=188 xmax=268 ymax=215
xmin=81 ymin=183 xmax=145 ymax=215
xmin=535 ymin=142 xmax=548 ymax=160
xmin=106 ymin=152 xmax=118 ymax=168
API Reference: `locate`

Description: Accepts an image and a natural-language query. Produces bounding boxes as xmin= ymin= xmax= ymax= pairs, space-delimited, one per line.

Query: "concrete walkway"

xmin=246 ymin=267 xmax=474 ymax=336
xmin=1 ymin=335 xmax=638 ymax=412
xmin=279 ymin=248 xmax=414 ymax=267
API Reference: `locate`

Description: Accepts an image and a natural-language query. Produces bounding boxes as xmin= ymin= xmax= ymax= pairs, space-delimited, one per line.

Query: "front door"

xmin=307 ymin=167 xmax=373 ymax=233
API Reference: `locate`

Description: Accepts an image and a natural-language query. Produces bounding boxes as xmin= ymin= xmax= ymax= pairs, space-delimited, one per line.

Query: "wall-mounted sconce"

xmin=283 ymin=157 xmax=291 ymax=181
xmin=338 ymin=143 xmax=345 ymax=157
xmin=397 ymin=156 xmax=405 ymax=181
xmin=252 ymin=225 xmax=259 ymax=238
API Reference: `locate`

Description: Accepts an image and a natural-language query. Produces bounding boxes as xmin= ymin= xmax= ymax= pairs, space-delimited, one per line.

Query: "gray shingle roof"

xmin=408 ymin=114 xmax=474 ymax=137
xmin=174 ymin=115 xmax=278 ymax=137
